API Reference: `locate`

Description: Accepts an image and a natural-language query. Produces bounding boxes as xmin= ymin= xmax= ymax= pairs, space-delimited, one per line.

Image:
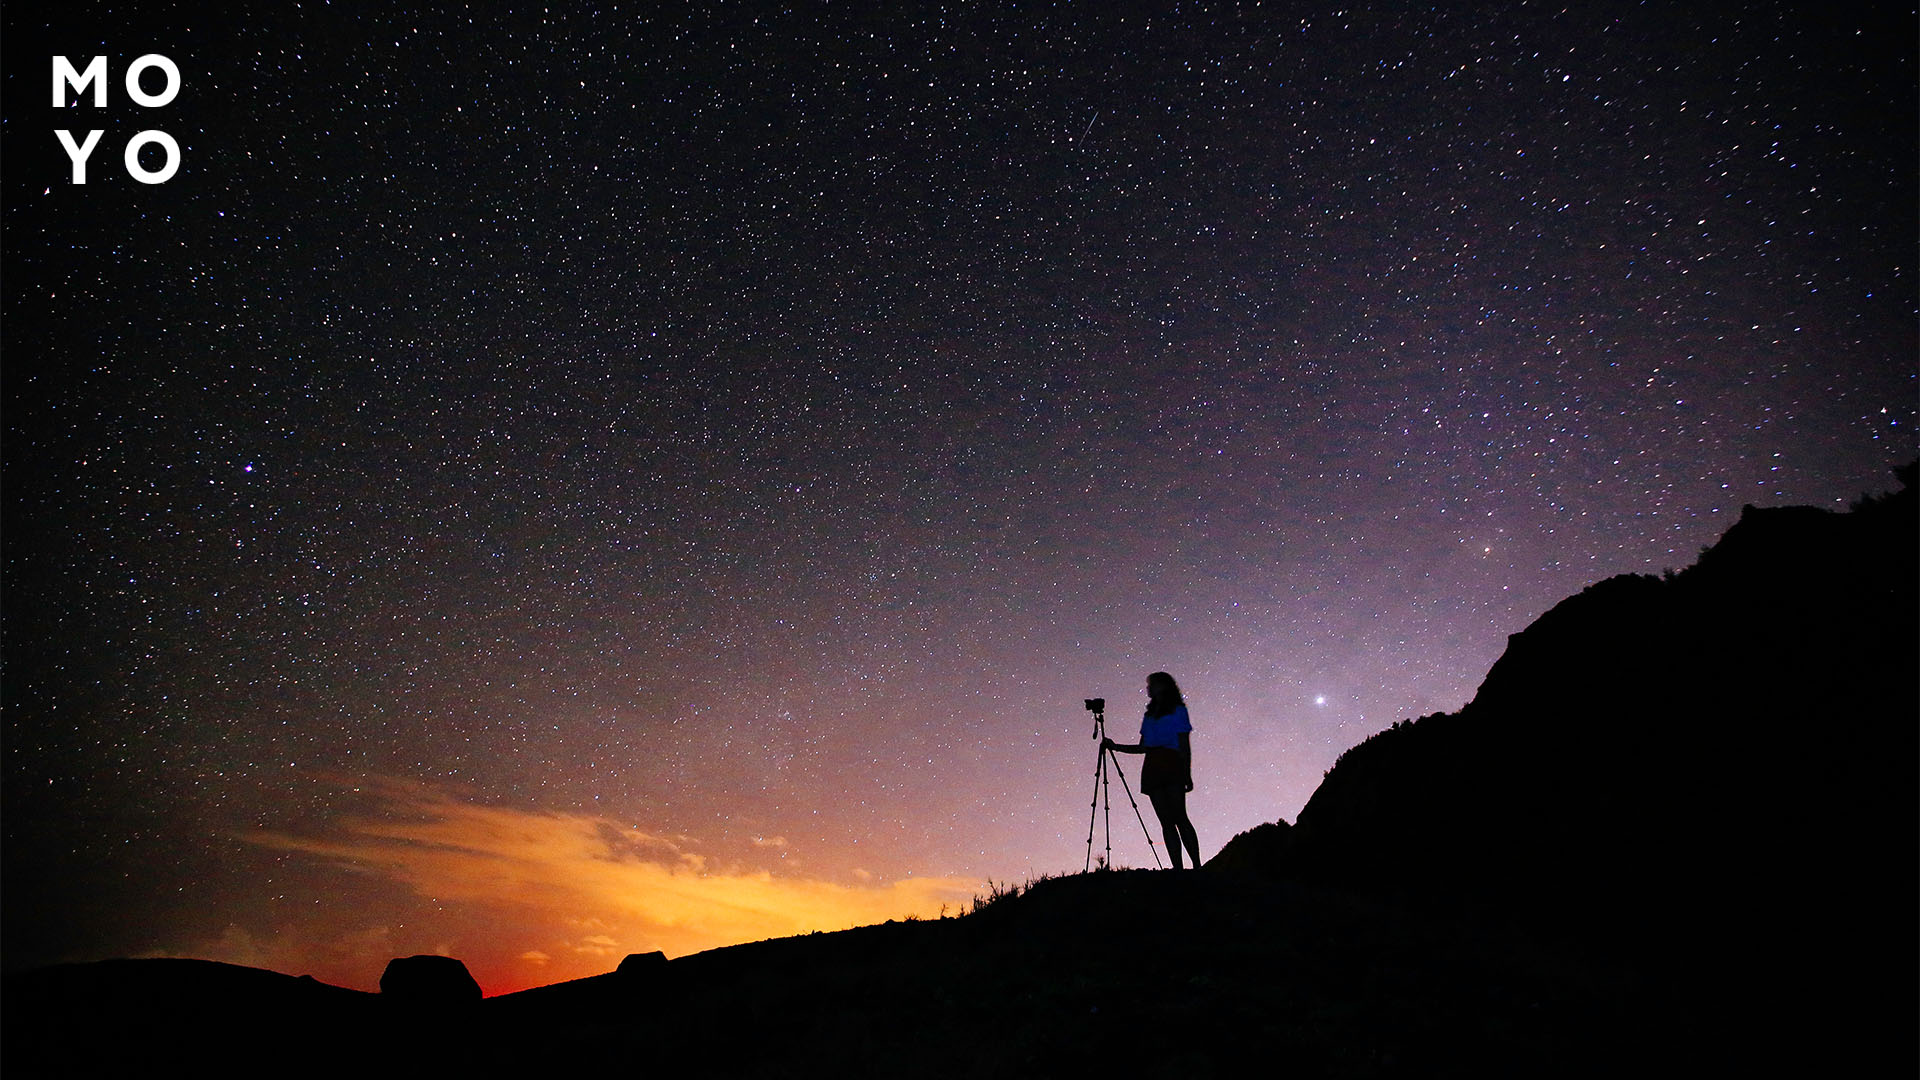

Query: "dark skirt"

xmin=1139 ymin=747 xmax=1189 ymax=795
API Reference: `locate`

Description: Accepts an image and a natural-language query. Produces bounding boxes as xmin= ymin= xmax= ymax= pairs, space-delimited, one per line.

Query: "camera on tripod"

xmin=1081 ymin=693 xmax=1163 ymax=870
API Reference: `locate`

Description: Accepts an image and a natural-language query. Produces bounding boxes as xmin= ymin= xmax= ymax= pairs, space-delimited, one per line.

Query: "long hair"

xmin=1145 ymin=671 xmax=1184 ymax=718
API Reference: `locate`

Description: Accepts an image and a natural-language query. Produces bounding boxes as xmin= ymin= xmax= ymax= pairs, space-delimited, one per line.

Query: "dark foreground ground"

xmin=8 ymin=868 xmax=1672 ymax=1078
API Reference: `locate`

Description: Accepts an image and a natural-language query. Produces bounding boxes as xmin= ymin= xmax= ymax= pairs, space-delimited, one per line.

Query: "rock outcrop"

xmin=378 ymin=955 xmax=481 ymax=1007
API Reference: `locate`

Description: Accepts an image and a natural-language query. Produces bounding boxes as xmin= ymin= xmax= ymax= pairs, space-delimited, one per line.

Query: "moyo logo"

xmin=53 ymin=55 xmax=182 ymax=184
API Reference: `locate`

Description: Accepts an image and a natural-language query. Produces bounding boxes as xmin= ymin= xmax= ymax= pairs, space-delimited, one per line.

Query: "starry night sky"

xmin=4 ymin=2 xmax=1913 ymax=994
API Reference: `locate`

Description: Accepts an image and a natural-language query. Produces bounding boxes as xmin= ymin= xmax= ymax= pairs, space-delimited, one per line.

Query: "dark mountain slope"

xmin=1270 ymin=463 xmax=1917 ymax=1070
xmin=1291 ymin=469 xmax=1914 ymax=896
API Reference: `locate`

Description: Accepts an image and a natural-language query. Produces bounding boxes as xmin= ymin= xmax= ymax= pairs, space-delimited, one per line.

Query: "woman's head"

xmin=1145 ymin=671 xmax=1183 ymax=711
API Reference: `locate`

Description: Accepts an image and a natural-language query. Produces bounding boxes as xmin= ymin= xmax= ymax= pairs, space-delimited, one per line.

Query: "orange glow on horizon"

xmin=155 ymin=779 xmax=976 ymax=994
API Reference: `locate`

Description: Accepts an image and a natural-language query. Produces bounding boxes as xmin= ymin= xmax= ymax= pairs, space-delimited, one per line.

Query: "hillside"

xmin=1291 ymin=466 xmax=1916 ymax=912
xmin=8 ymin=872 xmax=1656 ymax=1077
xmin=1234 ymin=463 xmax=1918 ymax=1074
xmin=7 ymin=468 xmax=1913 ymax=1077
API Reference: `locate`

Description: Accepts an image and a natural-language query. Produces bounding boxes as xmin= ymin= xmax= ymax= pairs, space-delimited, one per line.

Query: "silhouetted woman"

xmin=1103 ymin=671 xmax=1202 ymax=869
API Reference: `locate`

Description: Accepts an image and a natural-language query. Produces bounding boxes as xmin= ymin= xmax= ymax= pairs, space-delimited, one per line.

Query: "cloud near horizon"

xmin=180 ymin=779 xmax=976 ymax=993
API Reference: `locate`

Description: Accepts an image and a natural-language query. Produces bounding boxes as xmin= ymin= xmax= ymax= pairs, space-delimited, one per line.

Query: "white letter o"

xmin=125 ymin=131 xmax=180 ymax=184
xmin=125 ymin=54 xmax=181 ymax=108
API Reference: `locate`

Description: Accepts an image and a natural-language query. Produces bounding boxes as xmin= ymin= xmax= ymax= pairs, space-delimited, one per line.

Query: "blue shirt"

xmin=1139 ymin=704 xmax=1192 ymax=749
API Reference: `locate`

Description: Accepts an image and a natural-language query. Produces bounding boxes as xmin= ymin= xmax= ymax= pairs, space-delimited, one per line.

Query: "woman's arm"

xmin=1101 ymin=737 xmax=1145 ymax=754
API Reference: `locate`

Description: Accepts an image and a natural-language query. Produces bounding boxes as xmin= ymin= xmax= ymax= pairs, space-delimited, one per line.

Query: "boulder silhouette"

xmin=616 ymin=951 xmax=667 ymax=979
xmin=378 ymin=955 xmax=481 ymax=1006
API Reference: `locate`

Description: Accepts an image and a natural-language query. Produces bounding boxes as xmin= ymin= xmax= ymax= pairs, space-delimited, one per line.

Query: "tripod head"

xmin=1085 ymin=697 xmax=1106 ymax=739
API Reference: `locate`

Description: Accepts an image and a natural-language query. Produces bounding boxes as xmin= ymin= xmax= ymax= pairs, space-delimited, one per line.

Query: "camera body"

xmin=1084 ymin=698 xmax=1105 ymax=713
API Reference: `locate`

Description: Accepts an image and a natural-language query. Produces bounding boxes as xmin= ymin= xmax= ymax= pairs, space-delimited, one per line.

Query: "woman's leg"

xmin=1148 ymin=791 xmax=1200 ymax=869
xmin=1177 ymin=813 xmax=1200 ymax=869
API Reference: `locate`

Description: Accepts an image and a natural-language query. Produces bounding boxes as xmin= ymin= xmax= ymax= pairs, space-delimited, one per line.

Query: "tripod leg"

xmin=1105 ymin=745 xmax=1121 ymax=860
xmin=1085 ymin=741 xmax=1107 ymax=872
xmin=1107 ymin=749 xmax=1164 ymax=869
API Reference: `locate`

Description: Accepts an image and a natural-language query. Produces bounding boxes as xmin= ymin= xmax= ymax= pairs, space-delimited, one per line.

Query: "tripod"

xmin=1085 ymin=707 xmax=1163 ymax=871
